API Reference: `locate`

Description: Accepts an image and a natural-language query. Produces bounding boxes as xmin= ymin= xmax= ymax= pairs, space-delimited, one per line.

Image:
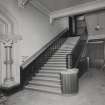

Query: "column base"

xmin=2 ymin=79 xmax=16 ymax=89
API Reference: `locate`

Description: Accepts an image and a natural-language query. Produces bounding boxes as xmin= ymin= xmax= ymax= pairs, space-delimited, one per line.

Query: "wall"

xmin=0 ymin=0 xmax=69 ymax=64
xmin=85 ymin=10 xmax=105 ymax=36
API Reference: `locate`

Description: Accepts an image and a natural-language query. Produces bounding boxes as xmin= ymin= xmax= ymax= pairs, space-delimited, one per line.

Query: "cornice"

xmin=50 ymin=1 xmax=105 ymax=22
xmin=17 ymin=0 xmax=105 ymax=23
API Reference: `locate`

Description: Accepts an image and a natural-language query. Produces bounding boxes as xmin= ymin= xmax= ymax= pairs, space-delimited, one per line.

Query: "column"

xmin=0 ymin=34 xmax=22 ymax=88
xmin=3 ymin=40 xmax=14 ymax=88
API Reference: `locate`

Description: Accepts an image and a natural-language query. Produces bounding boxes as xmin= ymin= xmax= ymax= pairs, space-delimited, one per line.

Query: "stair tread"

xmin=52 ymin=54 xmax=66 ymax=56
xmin=32 ymin=76 xmax=60 ymax=82
xmin=58 ymin=49 xmax=72 ymax=51
xmin=56 ymin=50 xmax=72 ymax=52
xmin=41 ymin=66 xmax=66 ymax=69
xmin=54 ymin=52 xmax=70 ymax=54
xmin=43 ymin=64 xmax=66 ymax=67
xmin=47 ymin=59 xmax=66 ymax=62
xmin=36 ymin=73 xmax=60 ymax=78
xmin=45 ymin=62 xmax=66 ymax=64
xmin=60 ymin=47 xmax=74 ymax=49
xmin=48 ymin=58 xmax=66 ymax=60
xmin=25 ymin=85 xmax=61 ymax=94
xmin=29 ymin=80 xmax=60 ymax=87
xmin=37 ymin=73 xmax=59 ymax=77
xmin=50 ymin=56 xmax=66 ymax=58
xmin=39 ymin=70 xmax=65 ymax=74
xmin=40 ymin=68 xmax=67 ymax=70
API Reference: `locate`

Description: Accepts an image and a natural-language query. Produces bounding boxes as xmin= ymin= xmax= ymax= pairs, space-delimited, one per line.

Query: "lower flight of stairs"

xmin=25 ymin=37 xmax=79 ymax=94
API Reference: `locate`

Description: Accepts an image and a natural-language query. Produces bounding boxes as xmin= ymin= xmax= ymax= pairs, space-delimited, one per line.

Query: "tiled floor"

xmin=8 ymin=68 xmax=105 ymax=105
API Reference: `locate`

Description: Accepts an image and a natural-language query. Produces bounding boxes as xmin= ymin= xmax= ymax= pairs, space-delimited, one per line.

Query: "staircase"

xmin=25 ymin=37 xmax=80 ymax=94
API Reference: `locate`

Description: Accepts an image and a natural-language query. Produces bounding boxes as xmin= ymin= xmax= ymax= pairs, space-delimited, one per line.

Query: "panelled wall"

xmin=86 ymin=10 xmax=105 ymax=36
xmin=85 ymin=10 xmax=105 ymax=68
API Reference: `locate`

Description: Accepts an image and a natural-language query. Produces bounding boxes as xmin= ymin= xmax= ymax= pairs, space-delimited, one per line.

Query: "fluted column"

xmin=0 ymin=34 xmax=22 ymax=88
xmin=3 ymin=40 xmax=15 ymax=87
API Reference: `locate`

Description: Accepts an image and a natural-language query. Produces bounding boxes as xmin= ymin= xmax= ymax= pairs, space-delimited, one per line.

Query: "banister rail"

xmin=66 ymin=37 xmax=87 ymax=69
xmin=21 ymin=28 xmax=69 ymax=69
xmin=73 ymin=40 xmax=87 ymax=68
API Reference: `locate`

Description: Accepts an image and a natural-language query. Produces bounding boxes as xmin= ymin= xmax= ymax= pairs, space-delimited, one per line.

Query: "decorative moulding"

xmin=17 ymin=0 xmax=31 ymax=8
xmin=50 ymin=1 xmax=105 ymax=21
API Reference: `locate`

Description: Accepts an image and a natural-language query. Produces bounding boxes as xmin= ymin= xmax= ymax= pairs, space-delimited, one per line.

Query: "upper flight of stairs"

xmin=25 ymin=37 xmax=80 ymax=94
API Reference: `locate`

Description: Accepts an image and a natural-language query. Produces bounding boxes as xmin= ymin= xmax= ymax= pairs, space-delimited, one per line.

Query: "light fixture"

xmin=95 ymin=13 xmax=100 ymax=31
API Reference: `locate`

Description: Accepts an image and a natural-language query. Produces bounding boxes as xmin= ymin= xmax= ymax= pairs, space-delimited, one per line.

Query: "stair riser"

xmin=25 ymin=87 xmax=61 ymax=94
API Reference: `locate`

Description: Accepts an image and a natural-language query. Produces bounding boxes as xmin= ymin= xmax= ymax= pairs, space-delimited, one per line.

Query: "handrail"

xmin=66 ymin=38 xmax=87 ymax=69
xmin=74 ymin=41 xmax=87 ymax=68
xmin=66 ymin=36 xmax=80 ymax=68
xmin=67 ymin=15 xmax=88 ymax=69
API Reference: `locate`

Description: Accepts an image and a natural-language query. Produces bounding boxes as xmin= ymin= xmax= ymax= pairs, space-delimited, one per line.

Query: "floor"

xmin=7 ymin=68 xmax=105 ymax=105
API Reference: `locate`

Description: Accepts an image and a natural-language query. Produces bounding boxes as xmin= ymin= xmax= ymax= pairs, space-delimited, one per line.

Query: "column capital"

xmin=3 ymin=40 xmax=13 ymax=47
xmin=0 ymin=34 xmax=22 ymax=45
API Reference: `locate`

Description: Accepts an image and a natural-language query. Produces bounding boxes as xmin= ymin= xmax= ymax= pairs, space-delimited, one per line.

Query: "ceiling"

xmin=34 ymin=0 xmax=96 ymax=12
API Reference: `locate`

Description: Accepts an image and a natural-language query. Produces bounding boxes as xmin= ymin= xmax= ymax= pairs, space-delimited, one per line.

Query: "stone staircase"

xmin=25 ymin=37 xmax=80 ymax=94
